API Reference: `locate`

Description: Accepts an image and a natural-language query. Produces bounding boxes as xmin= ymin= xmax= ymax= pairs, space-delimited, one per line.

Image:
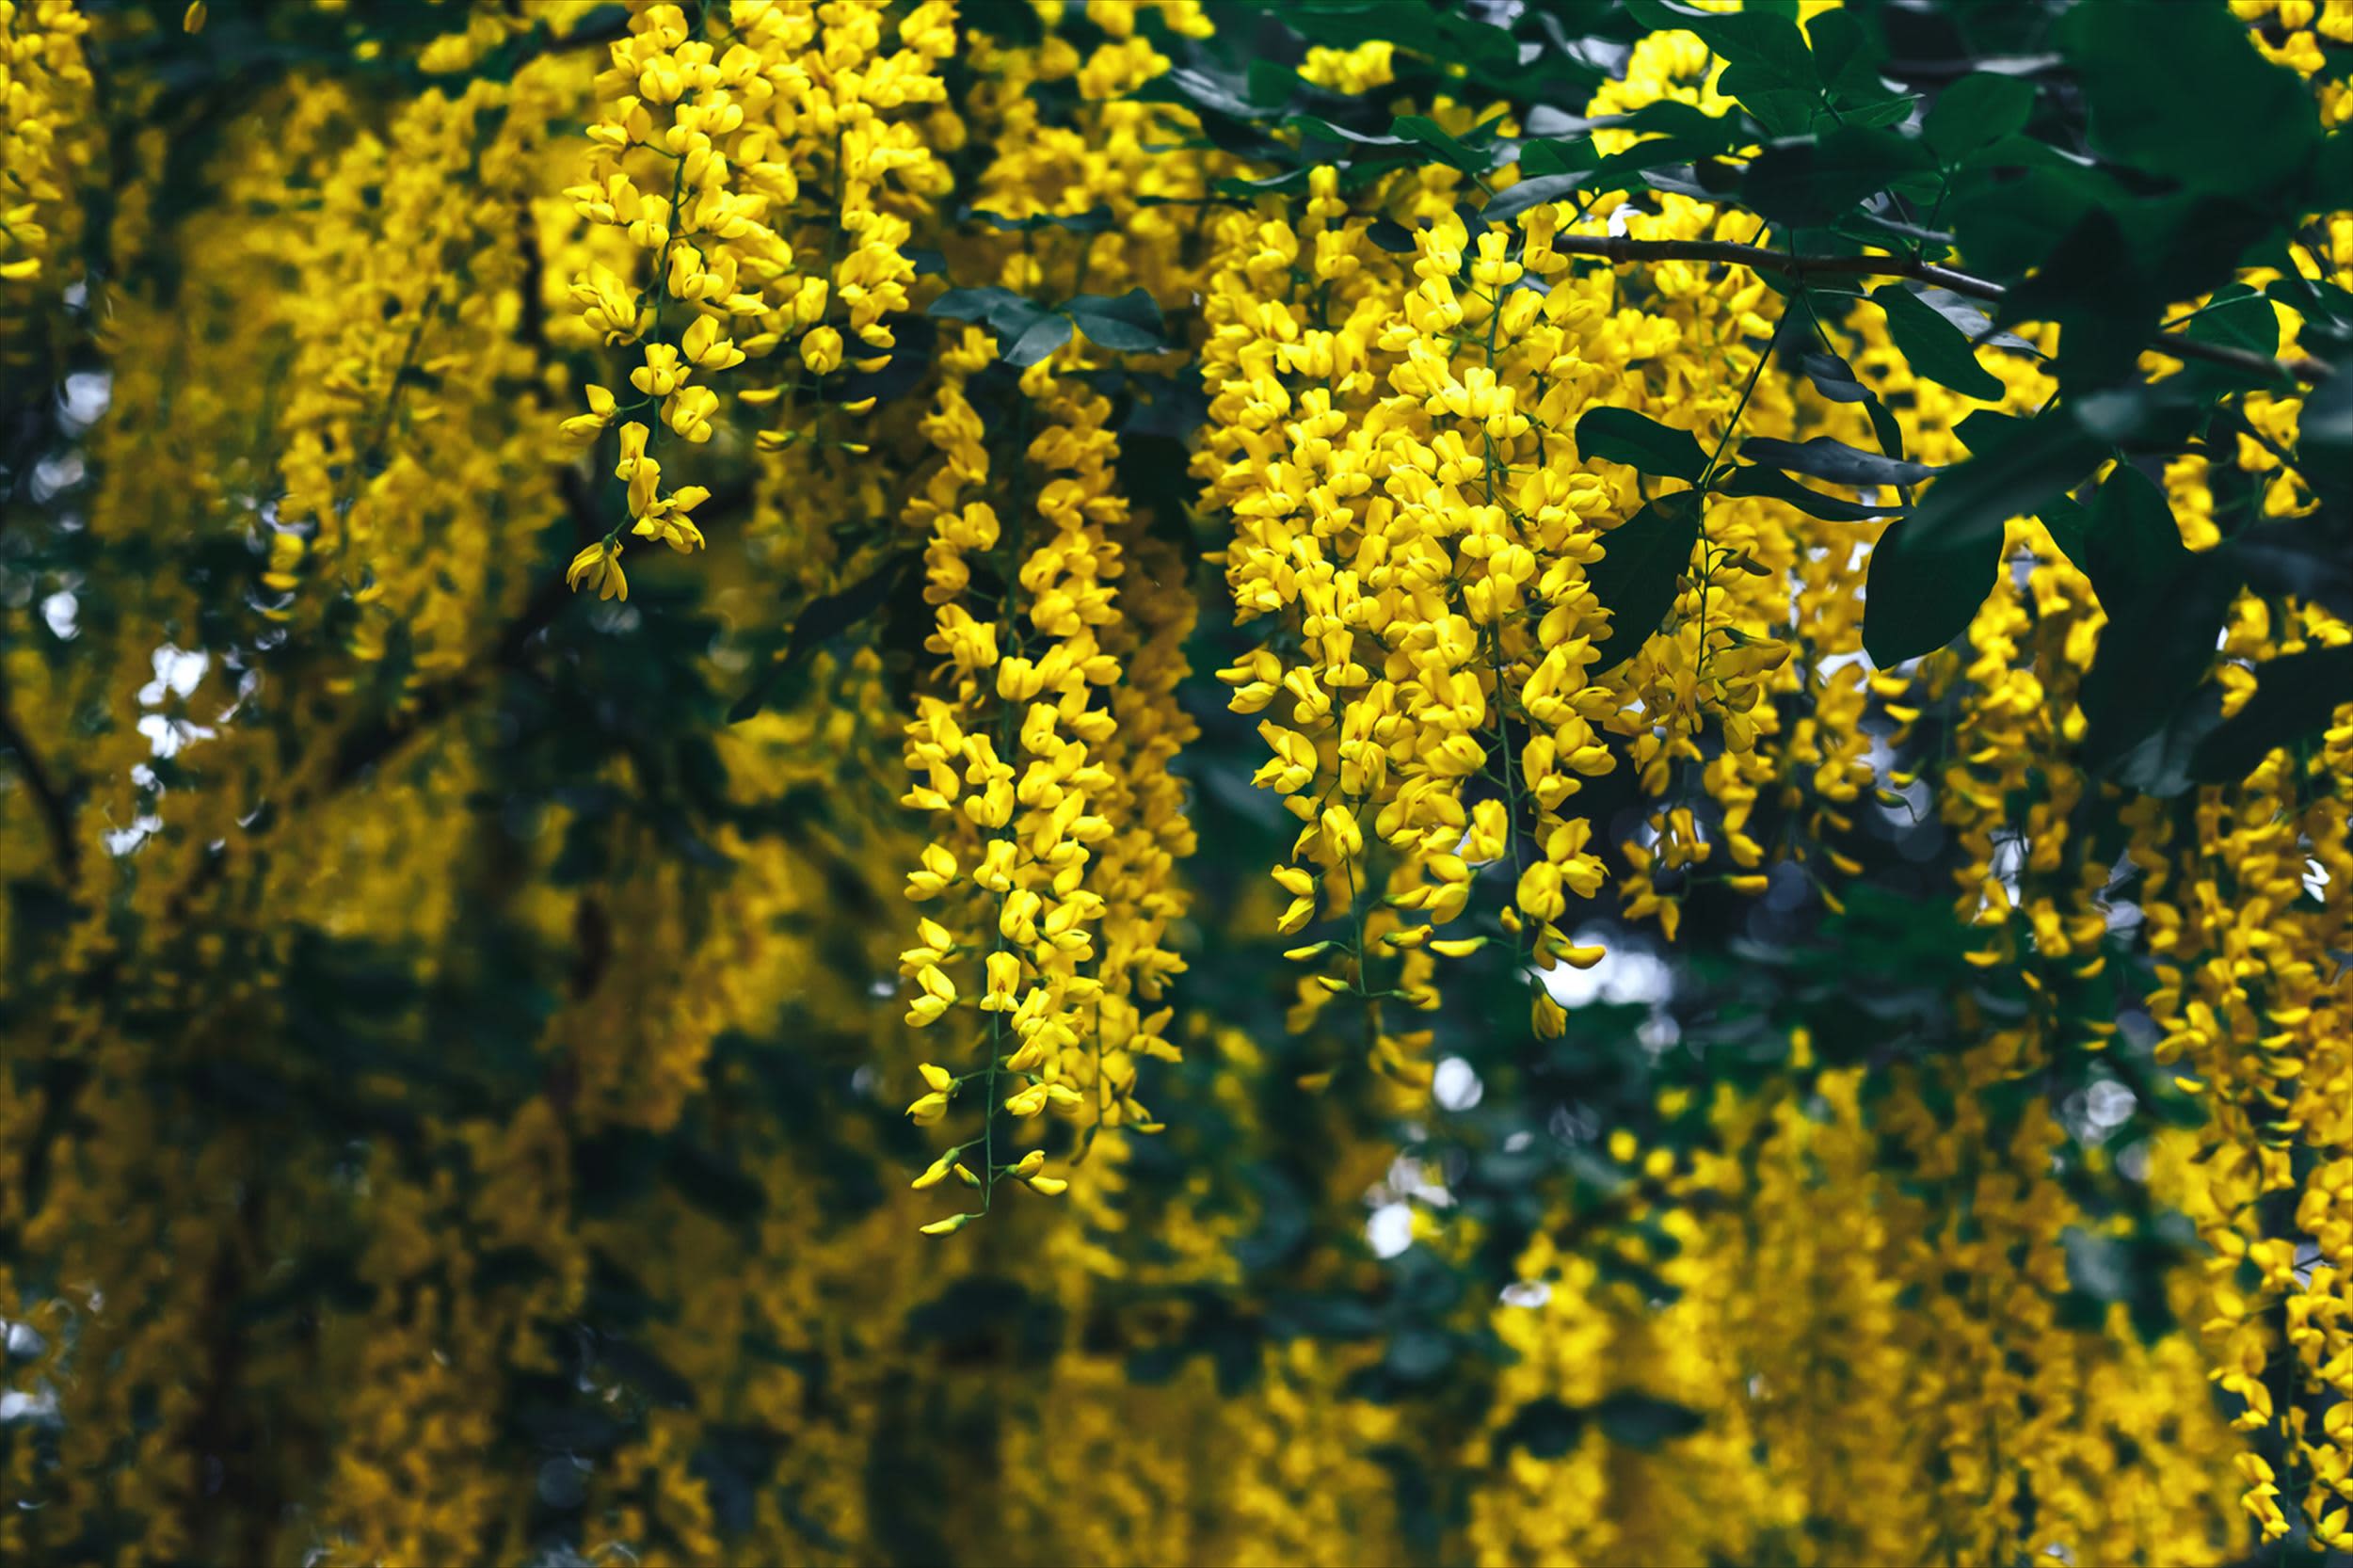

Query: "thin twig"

xmin=1548 ymin=234 xmax=2333 ymax=384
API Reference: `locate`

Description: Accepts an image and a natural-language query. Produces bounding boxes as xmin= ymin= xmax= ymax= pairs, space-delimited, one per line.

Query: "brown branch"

xmin=0 ymin=686 xmax=79 ymax=886
xmin=1548 ymin=234 xmax=2334 ymax=385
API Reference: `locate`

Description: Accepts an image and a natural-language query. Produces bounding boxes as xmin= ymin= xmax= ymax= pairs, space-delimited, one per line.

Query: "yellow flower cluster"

xmin=1467 ymin=1067 xmax=2243 ymax=1568
xmin=1193 ymin=37 xmax=1815 ymax=1083
xmin=562 ymin=0 xmax=952 ymax=600
xmin=899 ymin=334 xmax=1171 ymax=1222
xmin=17 ymin=4 xmax=2353 ymax=1562
xmin=0 ymin=0 xmax=89 ymax=296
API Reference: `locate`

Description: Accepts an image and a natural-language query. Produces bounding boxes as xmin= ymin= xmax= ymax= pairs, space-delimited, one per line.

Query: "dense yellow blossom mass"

xmin=4 ymin=0 xmax=2353 ymax=1563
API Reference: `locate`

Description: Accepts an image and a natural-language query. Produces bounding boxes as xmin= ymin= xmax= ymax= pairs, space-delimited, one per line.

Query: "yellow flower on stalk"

xmin=560 ymin=384 xmax=616 ymax=441
xmin=905 ymin=964 xmax=956 ymax=1027
xmin=565 ymin=540 xmax=627 ymax=601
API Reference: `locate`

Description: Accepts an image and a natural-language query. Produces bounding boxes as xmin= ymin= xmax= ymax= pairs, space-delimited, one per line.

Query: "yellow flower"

xmin=905 ymin=964 xmax=956 ymax=1027
xmin=565 ymin=540 xmax=628 ymax=601
xmin=801 ymin=326 xmax=844 ymax=376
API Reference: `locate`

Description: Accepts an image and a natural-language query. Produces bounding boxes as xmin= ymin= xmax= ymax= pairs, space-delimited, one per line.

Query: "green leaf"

xmin=1521 ymin=136 xmax=1597 ymax=178
xmin=2067 ymin=462 xmax=2186 ymax=612
xmin=2079 ymin=544 xmax=2244 ymax=772
xmin=1003 ymin=312 xmax=1074 ymax=367
xmin=1796 ymin=351 xmax=1871 ymax=405
xmin=1805 ymin=8 xmax=1883 ymax=98
xmin=1391 ymin=114 xmax=1494 ymax=174
xmin=965 ymin=206 xmax=1114 ymax=234
xmin=1283 ymin=115 xmax=1409 ymax=150
xmin=1743 ymin=124 xmax=1935 ymax=228
xmin=1873 ymin=285 xmax=2005 ymax=401
xmin=1385 ymin=1327 xmax=1455 ymax=1381
xmin=1924 ymin=73 xmax=2035 ymax=162
xmin=1943 ymin=162 xmax=2117 ymax=282
xmin=1910 ymin=286 xmax=2041 ymax=357
xmin=1794 ymin=343 xmax=1909 ymax=465
xmin=1497 ymin=1398 xmax=1587 ymax=1460
xmin=1739 ymin=436 xmax=1935 ymax=489
xmin=1065 ymin=289 xmax=1168 ymax=353
xmin=1839 ymin=94 xmax=1924 ymax=130
xmin=1592 ymin=1392 xmax=1705 ymax=1448
xmin=1719 ymin=463 xmax=1905 ymax=522
xmin=929 ymin=286 xmax=1037 ymax=331
xmin=2293 ymin=360 xmax=2353 ymax=501
xmin=1996 ymin=206 xmax=2155 ymax=389
xmin=2184 ymin=282 xmax=2281 ymax=359
xmin=2187 ymin=644 xmax=2353 ymax=783
xmin=1577 ymin=407 xmax=1708 ymax=484
xmin=1482 ymin=173 xmax=1588 ymax=225
xmin=2062 ymin=0 xmax=2320 ymax=192
xmin=1863 ymin=417 xmax=2104 ymax=664
xmin=1132 ymin=65 xmax=1267 ymax=125
xmin=728 ymin=556 xmax=911 ymax=723
xmin=1585 ymin=493 xmax=1703 ymax=670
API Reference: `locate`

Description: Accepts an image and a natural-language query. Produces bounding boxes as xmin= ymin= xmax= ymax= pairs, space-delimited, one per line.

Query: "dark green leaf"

xmin=965 ymin=206 xmax=1114 ymax=234
xmin=1585 ymin=492 xmax=1703 ymax=670
xmin=2184 ymin=283 xmax=2281 ymax=359
xmin=1740 ymin=436 xmax=1936 ymax=488
xmin=1483 ymin=173 xmax=1589 ymax=225
xmin=1577 ymin=407 xmax=1708 ymax=484
xmin=1912 ymin=286 xmax=2041 ymax=356
xmin=1943 ymin=163 xmax=2116 ymax=282
xmin=1720 ymin=463 xmax=1906 ymax=522
xmin=1497 ymin=1398 xmax=1586 ymax=1460
xmin=1066 ymin=289 xmax=1168 ymax=353
xmin=1593 ymin=1392 xmax=1705 ymax=1448
xmin=1840 ymin=94 xmax=1925 ymax=131
xmin=2063 ymin=0 xmax=2320 ymax=192
xmin=1864 ymin=416 xmax=2104 ymax=664
xmin=1873 ymin=285 xmax=2006 ymax=400
xmin=2080 ymin=544 xmax=2244 ymax=772
xmin=1797 ymin=351 xmax=1870 ymax=404
xmin=1003 ymin=312 xmax=1074 ymax=367
xmin=1283 ymin=115 xmax=1409 ymax=150
xmin=1133 ymin=66 xmax=1266 ymax=124
xmin=2068 ymin=462 xmax=2186 ymax=611
xmin=1392 ymin=114 xmax=1494 ymax=174
xmin=1743 ymin=125 xmax=1935 ymax=228
xmin=1924 ymin=73 xmax=2035 ymax=162
xmin=1998 ymin=207 xmax=2158 ymax=389
xmin=1385 ymin=1327 xmax=1454 ymax=1381
xmin=2188 ymin=644 xmax=2353 ymax=782
xmin=1521 ymin=136 xmax=1597 ymax=178
xmin=728 ymin=556 xmax=911 ymax=723
xmin=2296 ymin=362 xmax=2353 ymax=502
xmin=1806 ymin=8 xmax=1883 ymax=98
xmin=930 ymin=286 xmax=1036 ymax=331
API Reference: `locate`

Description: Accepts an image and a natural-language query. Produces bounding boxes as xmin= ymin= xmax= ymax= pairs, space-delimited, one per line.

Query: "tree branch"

xmin=1548 ymin=234 xmax=2334 ymax=385
xmin=0 ymin=687 xmax=79 ymax=886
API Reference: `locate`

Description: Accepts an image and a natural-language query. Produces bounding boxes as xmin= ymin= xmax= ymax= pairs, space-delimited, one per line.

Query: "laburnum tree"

xmin=7 ymin=0 xmax=2353 ymax=1562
